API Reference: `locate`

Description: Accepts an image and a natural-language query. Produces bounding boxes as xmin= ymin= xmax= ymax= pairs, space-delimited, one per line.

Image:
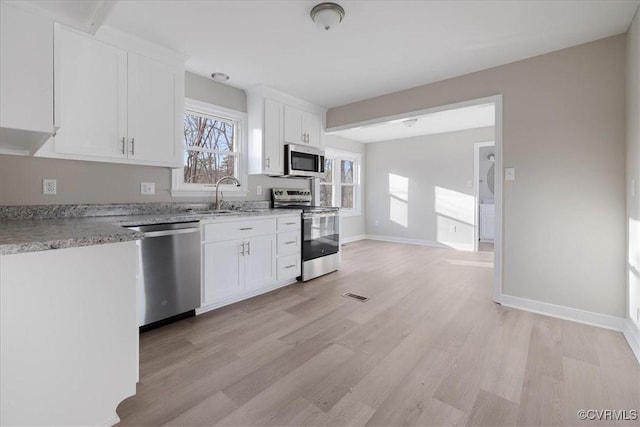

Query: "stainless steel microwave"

xmin=284 ymin=144 xmax=325 ymax=178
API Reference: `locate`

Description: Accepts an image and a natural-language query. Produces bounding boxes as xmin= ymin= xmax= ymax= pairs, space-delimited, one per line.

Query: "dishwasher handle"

xmin=129 ymin=227 xmax=200 ymax=238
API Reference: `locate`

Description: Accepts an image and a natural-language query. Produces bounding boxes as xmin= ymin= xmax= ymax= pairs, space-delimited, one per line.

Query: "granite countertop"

xmin=0 ymin=208 xmax=302 ymax=255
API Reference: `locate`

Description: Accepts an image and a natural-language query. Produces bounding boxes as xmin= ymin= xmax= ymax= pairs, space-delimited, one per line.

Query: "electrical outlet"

xmin=256 ymin=185 xmax=262 ymax=195
xmin=43 ymin=179 xmax=56 ymax=195
xmin=140 ymin=182 xmax=155 ymax=195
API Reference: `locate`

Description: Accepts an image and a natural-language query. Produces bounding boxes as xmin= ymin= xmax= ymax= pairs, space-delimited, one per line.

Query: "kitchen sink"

xmin=181 ymin=209 xmax=236 ymax=215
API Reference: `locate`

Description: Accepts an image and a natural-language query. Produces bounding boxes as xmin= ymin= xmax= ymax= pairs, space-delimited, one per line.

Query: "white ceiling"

xmin=19 ymin=0 xmax=640 ymax=109
xmin=332 ymin=103 xmax=495 ymax=143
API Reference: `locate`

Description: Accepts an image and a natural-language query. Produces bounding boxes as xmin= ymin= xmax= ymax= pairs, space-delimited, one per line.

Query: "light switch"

xmin=256 ymin=185 xmax=262 ymax=195
xmin=505 ymin=167 xmax=515 ymax=181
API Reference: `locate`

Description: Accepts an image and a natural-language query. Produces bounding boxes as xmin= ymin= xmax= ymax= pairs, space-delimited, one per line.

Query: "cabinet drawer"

xmin=277 ymin=231 xmax=300 ymax=255
xmin=277 ymin=254 xmax=300 ymax=281
xmin=203 ymin=218 xmax=276 ymax=242
xmin=277 ymin=216 xmax=300 ymax=232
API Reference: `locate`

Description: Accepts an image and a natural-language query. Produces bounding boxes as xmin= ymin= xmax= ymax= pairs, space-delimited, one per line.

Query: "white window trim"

xmin=171 ymin=98 xmax=248 ymax=197
xmin=317 ymin=147 xmax=362 ymax=217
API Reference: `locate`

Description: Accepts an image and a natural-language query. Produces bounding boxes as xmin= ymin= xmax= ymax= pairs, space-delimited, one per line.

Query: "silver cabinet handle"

xmin=130 ymin=138 xmax=135 ymax=155
xmin=246 ymin=241 xmax=251 ymax=255
xmin=285 ymin=264 xmax=296 ymax=269
xmin=241 ymin=242 xmax=245 ymax=256
xmin=121 ymin=137 xmax=126 ymax=155
xmin=285 ymin=222 xmax=296 ymax=225
xmin=285 ymin=241 xmax=296 ymax=245
xmin=239 ymin=227 xmax=253 ymax=230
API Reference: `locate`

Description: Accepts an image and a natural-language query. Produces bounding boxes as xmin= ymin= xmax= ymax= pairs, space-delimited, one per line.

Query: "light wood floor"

xmin=117 ymin=240 xmax=639 ymax=427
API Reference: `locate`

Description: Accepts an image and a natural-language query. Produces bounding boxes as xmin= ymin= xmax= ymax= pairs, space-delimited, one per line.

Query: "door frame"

xmin=326 ymin=94 xmax=504 ymax=304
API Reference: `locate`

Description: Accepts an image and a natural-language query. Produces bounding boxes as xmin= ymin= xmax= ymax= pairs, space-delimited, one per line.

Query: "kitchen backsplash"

xmin=0 ymin=154 xmax=310 ymax=206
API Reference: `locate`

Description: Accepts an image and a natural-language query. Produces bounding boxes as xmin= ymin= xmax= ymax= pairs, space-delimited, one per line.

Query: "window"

xmin=172 ymin=98 xmax=247 ymax=196
xmin=318 ymin=148 xmax=362 ymax=216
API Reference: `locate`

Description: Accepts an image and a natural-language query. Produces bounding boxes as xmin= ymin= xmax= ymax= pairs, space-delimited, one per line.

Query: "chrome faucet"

xmin=214 ymin=176 xmax=241 ymax=210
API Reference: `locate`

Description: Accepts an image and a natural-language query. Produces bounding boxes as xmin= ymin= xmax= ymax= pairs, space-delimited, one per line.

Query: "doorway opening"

xmin=474 ymin=141 xmax=496 ymax=253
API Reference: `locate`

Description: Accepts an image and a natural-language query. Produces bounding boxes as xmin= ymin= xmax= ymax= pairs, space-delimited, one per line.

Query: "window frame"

xmin=317 ymin=148 xmax=362 ymax=217
xmin=171 ymin=98 xmax=248 ymax=197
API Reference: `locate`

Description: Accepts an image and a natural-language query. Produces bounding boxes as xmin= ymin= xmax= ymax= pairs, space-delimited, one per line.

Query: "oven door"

xmin=302 ymin=212 xmax=340 ymax=262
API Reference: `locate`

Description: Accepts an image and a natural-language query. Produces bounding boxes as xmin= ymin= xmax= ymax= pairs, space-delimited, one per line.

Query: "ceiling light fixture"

xmin=310 ymin=2 xmax=345 ymax=31
xmin=211 ymin=72 xmax=230 ymax=82
xmin=403 ymin=118 xmax=418 ymax=127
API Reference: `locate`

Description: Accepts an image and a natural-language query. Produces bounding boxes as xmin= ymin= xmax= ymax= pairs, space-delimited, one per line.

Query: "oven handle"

xmin=303 ymin=212 xmax=339 ymax=219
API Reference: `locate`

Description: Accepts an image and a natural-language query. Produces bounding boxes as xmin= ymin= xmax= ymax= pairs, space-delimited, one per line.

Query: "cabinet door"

xmin=0 ymin=3 xmax=53 ymax=134
xmin=263 ymin=98 xmax=283 ymax=174
xmin=54 ymin=26 xmax=127 ymax=159
xmin=244 ymin=235 xmax=276 ymax=292
xmin=127 ymin=53 xmax=182 ymax=166
xmin=203 ymin=240 xmax=244 ymax=305
xmin=283 ymin=105 xmax=303 ymax=144
xmin=304 ymin=112 xmax=323 ymax=148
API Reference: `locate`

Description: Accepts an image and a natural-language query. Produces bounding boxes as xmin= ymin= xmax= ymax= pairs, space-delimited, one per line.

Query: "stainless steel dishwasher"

xmin=127 ymin=221 xmax=201 ymax=329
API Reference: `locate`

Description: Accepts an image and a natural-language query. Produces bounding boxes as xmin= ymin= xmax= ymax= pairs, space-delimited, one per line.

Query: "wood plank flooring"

xmin=117 ymin=240 xmax=639 ymax=426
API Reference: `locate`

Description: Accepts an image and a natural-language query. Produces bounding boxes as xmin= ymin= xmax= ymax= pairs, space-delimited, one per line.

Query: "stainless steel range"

xmin=272 ymin=188 xmax=340 ymax=281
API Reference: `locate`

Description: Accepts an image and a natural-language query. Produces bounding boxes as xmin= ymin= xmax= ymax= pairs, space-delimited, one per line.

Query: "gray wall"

xmin=0 ymin=72 xmax=309 ymax=205
xmin=329 ymin=35 xmax=627 ymax=318
xmin=324 ymin=134 xmax=366 ymax=240
xmin=366 ymin=127 xmax=494 ymax=250
xmin=627 ymin=10 xmax=640 ymax=332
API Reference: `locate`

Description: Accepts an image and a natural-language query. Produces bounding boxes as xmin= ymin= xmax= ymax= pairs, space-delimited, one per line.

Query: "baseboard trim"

xmin=341 ymin=235 xmax=366 ymax=244
xmin=365 ymin=234 xmax=450 ymax=249
xmin=623 ymin=319 xmax=640 ymax=363
xmin=500 ymin=294 xmax=626 ymax=332
xmin=196 ymin=278 xmax=299 ymax=315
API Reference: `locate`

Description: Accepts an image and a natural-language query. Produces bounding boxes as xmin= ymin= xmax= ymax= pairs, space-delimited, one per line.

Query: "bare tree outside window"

xmin=183 ymin=111 xmax=238 ymax=184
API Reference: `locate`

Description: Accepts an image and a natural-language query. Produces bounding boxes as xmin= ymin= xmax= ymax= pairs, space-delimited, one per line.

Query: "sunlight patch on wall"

xmin=435 ymin=186 xmax=475 ymax=251
xmin=389 ymin=173 xmax=409 ymax=228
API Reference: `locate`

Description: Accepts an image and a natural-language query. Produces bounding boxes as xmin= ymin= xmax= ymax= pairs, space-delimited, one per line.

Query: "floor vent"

xmin=342 ymin=292 xmax=369 ymax=302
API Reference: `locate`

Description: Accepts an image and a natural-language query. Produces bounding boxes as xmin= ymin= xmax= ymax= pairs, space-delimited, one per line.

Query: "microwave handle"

xmin=319 ymin=155 xmax=325 ymax=173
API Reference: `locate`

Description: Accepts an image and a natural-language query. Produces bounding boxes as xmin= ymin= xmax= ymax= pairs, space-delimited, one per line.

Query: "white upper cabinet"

xmin=127 ymin=52 xmax=182 ymax=164
xmin=247 ymin=86 xmax=326 ymax=175
xmin=0 ymin=3 xmax=55 ymax=155
xmin=284 ymin=105 xmax=323 ymax=148
xmin=248 ymin=94 xmax=284 ymax=175
xmin=46 ymin=25 xmax=184 ymax=167
xmin=54 ymin=25 xmax=128 ymax=159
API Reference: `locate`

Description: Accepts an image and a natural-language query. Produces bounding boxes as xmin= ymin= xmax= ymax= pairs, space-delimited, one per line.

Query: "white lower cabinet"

xmin=201 ymin=214 xmax=301 ymax=310
xmin=244 ymin=234 xmax=277 ymax=292
xmin=203 ymin=239 xmax=243 ymax=303
xmin=202 ymin=218 xmax=280 ymax=308
xmin=276 ymin=215 xmax=301 ymax=281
